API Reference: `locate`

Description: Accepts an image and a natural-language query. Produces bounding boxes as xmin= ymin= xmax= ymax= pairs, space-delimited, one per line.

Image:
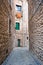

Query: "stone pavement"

xmin=2 ymin=47 xmax=43 ymax=65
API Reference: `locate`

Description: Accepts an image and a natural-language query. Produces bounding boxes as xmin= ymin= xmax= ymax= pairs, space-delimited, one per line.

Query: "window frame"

xmin=16 ymin=5 xmax=22 ymax=12
xmin=15 ymin=22 xmax=20 ymax=30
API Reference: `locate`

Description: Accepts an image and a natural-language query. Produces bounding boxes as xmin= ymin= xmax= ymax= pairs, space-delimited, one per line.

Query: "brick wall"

xmin=0 ymin=0 xmax=13 ymax=64
xmin=28 ymin=0 xmax=43 ymax=62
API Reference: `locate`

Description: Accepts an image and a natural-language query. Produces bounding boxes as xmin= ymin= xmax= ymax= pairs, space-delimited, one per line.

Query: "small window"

xmin=9 ymin=19 xmax=11 ymax=33
xmin=6 ymin=49 xmax=8 ymax=54
xmin=16 ymin=5 xmax=22 ymax=11
xmin=15 ymin=22 xmax=20 ymax=30
xmin=27 ymin=37 xmax=28 ymax=40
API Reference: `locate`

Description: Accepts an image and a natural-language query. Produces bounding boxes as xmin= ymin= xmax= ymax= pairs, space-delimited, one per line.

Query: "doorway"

xmin=18 ymin=39 xmax=20 ymax=47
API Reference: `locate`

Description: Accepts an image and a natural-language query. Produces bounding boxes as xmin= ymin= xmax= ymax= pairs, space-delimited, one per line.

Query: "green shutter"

xmin=15 ymin=22 xmax=20 ymax=30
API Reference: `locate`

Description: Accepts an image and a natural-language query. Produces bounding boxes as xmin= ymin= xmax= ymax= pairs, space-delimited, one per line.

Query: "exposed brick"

xmin=0 ymin=0 xmax=13 ymax=64
xmin=28 ymin=0 xmax=43 ymax=62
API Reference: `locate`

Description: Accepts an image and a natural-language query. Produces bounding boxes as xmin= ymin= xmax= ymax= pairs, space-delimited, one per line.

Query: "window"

xmin=6 ymin=49 xmax=8 ymax=54
xmin=9 ymin=19 xmax=11 ymax=33
xmin=16 ymin=5 xmax=22 ymax=11
xmin=15 ymin=22 xmax=20 ymax=30
xmin=27 ymin=37 xmax=28 ymax=40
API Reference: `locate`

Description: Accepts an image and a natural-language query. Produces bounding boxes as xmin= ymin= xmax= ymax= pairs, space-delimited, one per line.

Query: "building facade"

xmin=28 ymin=0 xmax=43 ymax=62
xmin=12 ymin=0 xmax=29 ymax=48
xmin=0 ymin=0 xmax=13 ymax=64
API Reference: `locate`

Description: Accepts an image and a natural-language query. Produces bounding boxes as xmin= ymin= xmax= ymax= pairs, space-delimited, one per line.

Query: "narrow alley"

xmin=2 ymin=47 xmax=43 ymax=65
xmin=0 ymin=0 xmax=43 ymax=65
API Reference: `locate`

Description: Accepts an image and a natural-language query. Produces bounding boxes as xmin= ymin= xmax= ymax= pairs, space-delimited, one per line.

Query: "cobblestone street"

xmin=2 ymin=48 xmax=43 ymax=65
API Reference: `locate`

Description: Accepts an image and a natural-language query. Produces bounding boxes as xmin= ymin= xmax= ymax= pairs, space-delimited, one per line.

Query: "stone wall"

xmin=28 ymin=0 xmax=43 ymax=62
xmin=0 ymin=0 xmax=13 ymax=64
